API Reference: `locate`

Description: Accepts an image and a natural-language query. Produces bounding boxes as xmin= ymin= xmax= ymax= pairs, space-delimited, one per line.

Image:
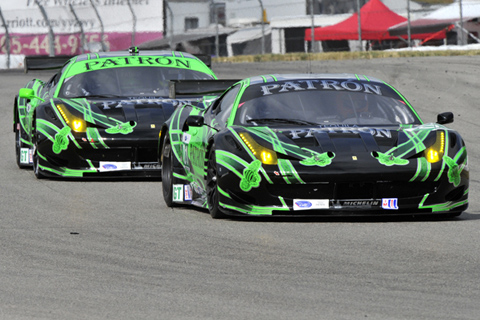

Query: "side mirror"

xmin=437 ymin=112 xmax=454 ymax=125
xmin=182 ymin=115 xmax=204 ymax=131
xmin=18 ymin=88 xmax=45 ymax=102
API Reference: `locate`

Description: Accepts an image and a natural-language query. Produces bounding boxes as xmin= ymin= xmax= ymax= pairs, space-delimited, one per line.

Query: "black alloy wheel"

xmin=32 ymin=121 xmax=45 ymax=179
xmin=161 ymin=136 xmax=175 ymax=207
xmin=206 ymin=144 xmax=225 ymax=219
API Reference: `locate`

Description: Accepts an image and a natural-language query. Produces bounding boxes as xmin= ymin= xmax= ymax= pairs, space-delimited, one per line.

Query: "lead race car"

xmin=160 ymin=74 xmax=469 ymax=219
xmin=14 ymin=48 xmax=217 ymax=178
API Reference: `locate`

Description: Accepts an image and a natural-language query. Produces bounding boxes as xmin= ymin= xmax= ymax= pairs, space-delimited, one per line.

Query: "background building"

xmin=160 ymin=0 xmax=438 ymax=55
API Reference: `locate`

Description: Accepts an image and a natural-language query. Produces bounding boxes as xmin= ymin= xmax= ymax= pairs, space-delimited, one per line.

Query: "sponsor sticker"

xmin=173 ymin=184 xmax=184 ymax=202
xmin=293 ymin=199 xmax=329 ymax=211
xmin=98 ymin=161 xmax=131 ymax=172
xmin=184 ymin=185 xmax=192 ymax=201
xmin=182 ymin=133 xmax=191 ymax=144
xmin=341 ymin=200 xmax=380 ymax=207
xmin=382 ymin=198 xmax=399 ymax=210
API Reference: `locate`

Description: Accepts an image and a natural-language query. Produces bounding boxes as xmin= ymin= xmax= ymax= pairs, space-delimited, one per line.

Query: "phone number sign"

xmin=0 ymin=32 xmax=162 ymax=56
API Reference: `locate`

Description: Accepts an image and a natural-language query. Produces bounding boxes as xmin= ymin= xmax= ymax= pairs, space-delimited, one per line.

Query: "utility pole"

xmin=407 ymin=0 xmax=411 ymax=48
xmin=36 ymin=0 xmax=55 ymax=56
xmin=165 ymin=1 xmax=174 ymax=50
xmin=211 ymin=0 xmax=219 ymax=57
xmin=459 ymin=0 xmax=464 ymax=45
xmin=258 ymin=0 xmax=265 ymax=54
xmin=310 ymin=0 xmax=315 ymax=53
xmin=357 ymin=0 xmax=362 ymax=51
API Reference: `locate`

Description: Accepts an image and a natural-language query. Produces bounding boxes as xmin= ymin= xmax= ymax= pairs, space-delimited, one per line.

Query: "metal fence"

xmin=1 ymin=1 xmax=479 ymax=69
xmin=0 ymin=0 xmax=160 ymax=69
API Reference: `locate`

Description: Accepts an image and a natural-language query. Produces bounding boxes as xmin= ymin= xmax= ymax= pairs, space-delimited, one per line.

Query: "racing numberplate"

xmin=173 ymin=184 xmax=193 ymax=202
xmin=20 ymin=148 xmax=33 ymax=164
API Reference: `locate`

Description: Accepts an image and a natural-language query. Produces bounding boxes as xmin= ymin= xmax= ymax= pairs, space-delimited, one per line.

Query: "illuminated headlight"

xmin=425 ymin=131 xmax=445 ymax=163
xmin=239 ymin=132 xmax=278 ymax=165
xmin=56 ymin=104 xmax=87 ymax=132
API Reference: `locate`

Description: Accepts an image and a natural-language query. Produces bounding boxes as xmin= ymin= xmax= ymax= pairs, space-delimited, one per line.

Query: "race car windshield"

xmin=234 ymin=81 xmax=422 ymax=126
xmin=58 ymin=66 xmax=215 ymax=98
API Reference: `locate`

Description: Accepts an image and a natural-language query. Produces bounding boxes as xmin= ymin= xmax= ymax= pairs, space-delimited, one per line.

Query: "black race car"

xmin=159 ymin=74 xmax=469 ymax=218
xmin=14 ymin=48 xmax=217 ymax=178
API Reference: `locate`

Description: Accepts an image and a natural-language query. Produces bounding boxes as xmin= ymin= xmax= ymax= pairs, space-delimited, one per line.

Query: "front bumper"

xmin=35 ymin=135 xmax=161 ymax=178
xmin=215 ymin=164 xmax=469 ymax=217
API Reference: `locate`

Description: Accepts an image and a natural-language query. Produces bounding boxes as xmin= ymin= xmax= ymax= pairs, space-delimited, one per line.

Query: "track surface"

xmin=1 ymin=56 xmax=479 ymax=319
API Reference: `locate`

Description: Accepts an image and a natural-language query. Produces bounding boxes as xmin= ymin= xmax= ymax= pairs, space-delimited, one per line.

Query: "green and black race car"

xmin=159 ymin=73 xmax=469 ymax=219
xmin=14 ymin=48 xmax=217 ymax=178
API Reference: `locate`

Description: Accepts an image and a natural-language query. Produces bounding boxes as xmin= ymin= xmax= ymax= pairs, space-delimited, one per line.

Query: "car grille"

xmin=78 ymin=147 xmax=157 ymax=162
xmin=266 ymin=181 xmax=438 ymax=200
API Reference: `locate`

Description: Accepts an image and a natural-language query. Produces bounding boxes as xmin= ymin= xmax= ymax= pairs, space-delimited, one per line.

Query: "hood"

xmin=237 ymin=123 xmax=445 ymax=164
xmin=56 ymin=97 xmax=179 ymax=132
xmin=87 ymin=98 xmax=176 ymax=128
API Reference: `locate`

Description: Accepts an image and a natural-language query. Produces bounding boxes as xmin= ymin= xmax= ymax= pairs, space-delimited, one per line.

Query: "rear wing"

xmin=169 ymin=79 xmax=240 ymax=99
xmin=23 ymin=52 xmax=208 ymax=72
xmin=24 ymin=55 xmax=73 ymax=73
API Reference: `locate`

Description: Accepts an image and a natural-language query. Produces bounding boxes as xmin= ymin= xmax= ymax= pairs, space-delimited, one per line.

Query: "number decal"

xmin=173 ymin=185 xmax=183 ymax=202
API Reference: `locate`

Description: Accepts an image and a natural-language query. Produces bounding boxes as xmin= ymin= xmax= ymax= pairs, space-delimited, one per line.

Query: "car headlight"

xmin=424 ymin=131 xmax=445 ymax=163
xmin=239 ymin=132 xmax=278 ymax=165
xmin=56 ymin=104 xmax=87 ymax=133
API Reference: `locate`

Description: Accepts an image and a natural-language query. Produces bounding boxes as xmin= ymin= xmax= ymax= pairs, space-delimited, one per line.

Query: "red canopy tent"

xmin=305 ymin=0 xmax=445 ymax=42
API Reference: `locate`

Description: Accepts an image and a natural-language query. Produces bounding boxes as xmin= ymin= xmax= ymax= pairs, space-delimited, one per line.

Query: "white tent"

xmin=226 ymin=26 xmax=272 ymax=57
xmin=389 ymin=0 xmax=480 ymax=38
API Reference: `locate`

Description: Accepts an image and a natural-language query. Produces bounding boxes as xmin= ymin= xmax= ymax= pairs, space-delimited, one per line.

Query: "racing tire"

xmin=161 ymin=136 xmax=175 ymax=207
xmin=32 ymin=121 xmax=46 ymax=179
xmin=206 ymin=144 xmax=226 ymax=219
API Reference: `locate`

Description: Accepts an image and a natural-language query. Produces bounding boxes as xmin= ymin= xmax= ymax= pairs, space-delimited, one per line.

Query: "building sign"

xmin=0 ymin=0 xmax=163 ymax=55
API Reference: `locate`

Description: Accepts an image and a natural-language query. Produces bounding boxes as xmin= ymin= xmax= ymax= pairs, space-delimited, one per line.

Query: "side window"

xmin=39 ymin=72 xmax=58 ymax=98
xmin=43 ymin=64 xmax=68 ymax=98
xmin=47 ymin=73 xmax=61 ymax=98
xmin=211 ymin=85 xmax=241 ymax=128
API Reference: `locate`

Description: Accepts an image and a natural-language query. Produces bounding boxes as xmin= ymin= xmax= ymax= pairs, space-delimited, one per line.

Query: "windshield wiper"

xmin=246 ymin=118 xmax=318 ymax=126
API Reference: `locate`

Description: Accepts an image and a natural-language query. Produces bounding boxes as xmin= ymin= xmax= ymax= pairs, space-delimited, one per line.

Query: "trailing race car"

xmin=159 ymin=73 xmax=469 ymax=219
xmin=14 ymin=48 xmax=217 ymax=178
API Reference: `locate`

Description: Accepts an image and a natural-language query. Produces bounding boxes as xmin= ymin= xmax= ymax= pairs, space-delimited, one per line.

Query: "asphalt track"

xmin=0 ymin=56 xmax=479 ymax=319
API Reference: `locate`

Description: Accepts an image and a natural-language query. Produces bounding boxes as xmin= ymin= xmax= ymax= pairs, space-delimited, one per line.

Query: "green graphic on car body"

xmin=373 ymin=151 xmax=409 ymax=166
xmin=52 ymin=127 xmax=71 ymax=154
xmin=105 ymin=121 xmax=137 ymax=134
xmin=37 ymin=150 xmax=98 ymax=176
xmin=393 ymin=126 xmax=431 ymax=157
xmin=418 ymin=190 xmax=469 ymax=212
xmin=300 ymin=152 xmax=335 ymax=167
xmin=444 ymin=156 xmax=461 ymax=187
xmin=216 ymin=150 xmax=252 ymax=178
xmin=444 ymin=147 xmax=467 ymax=187
xmin=277 ymin=158 xmax=304 ymax=184
xmin=86 ymin=127 xmax=109 ymax=149
xmin=220 ymin=195 xmax=290 ymax=216
xmin=239 ymin=160 xmax=262 ymax=192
